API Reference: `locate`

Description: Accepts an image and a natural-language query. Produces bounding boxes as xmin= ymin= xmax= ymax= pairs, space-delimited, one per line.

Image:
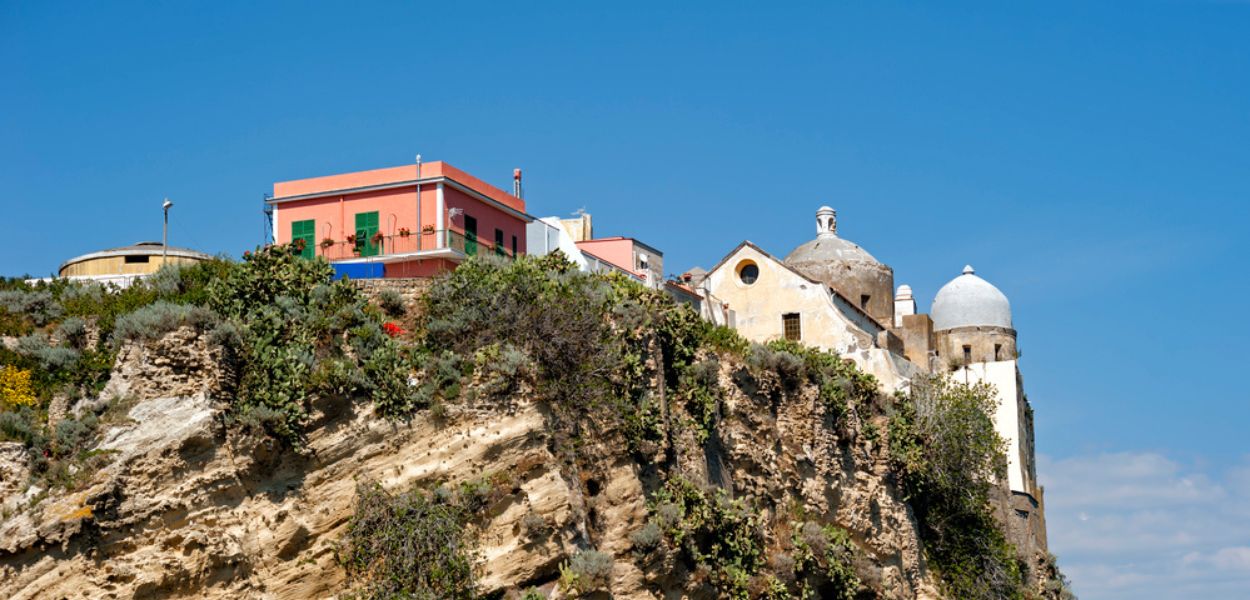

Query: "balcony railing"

xmin=307 ymin=229 xmax=516 ymax=262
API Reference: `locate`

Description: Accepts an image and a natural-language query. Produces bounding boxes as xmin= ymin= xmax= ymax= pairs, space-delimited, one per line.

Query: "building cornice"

xmin=268 ymin=175 xmax=533 ymax=223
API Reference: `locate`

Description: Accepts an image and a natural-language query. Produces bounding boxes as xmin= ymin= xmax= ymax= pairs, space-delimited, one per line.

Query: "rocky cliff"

xmin=0 ymin=252 xmax=1072 ymax=599
xmin=0 ymin=327 xmax=942 ymax=599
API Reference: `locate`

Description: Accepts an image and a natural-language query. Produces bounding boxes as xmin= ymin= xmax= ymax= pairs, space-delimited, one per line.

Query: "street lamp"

xmin=162 ymin=198 xmax=174 ymax=262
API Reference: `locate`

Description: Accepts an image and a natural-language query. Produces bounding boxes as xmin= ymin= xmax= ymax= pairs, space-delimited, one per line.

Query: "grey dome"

xmin=783 ymin=206 xmax=884 ymax=268
xmin=784 ymin=236 xmax=882 ymax=266
xmin=931 ymin=265 xmax=1012 ymax=331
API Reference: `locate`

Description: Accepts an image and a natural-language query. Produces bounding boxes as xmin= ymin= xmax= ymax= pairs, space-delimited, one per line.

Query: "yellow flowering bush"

xmin=0 ymin=365 xmax=37 ymax=408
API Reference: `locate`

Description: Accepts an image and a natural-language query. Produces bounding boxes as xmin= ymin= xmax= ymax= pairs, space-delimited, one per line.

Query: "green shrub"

xmin=231 ymin=404 xmax=294 ymax=438
xmin=422 ymin=254 xmax=617 ymax=415
xmin=52 ymin=413 xmax=98 ymax=459
xmin=111 ymin=301 xmax=218 ymax=344
xmin=519 ymin=587 xmax=545 ymax=600
xmin=0 ymin=289 xmax=62 ymax=326
xmin=746 ymin=342 xmax=806 ymax=389
xmin=377 ymin=289 xmax=406 ymax=318
xmin=56 ymin=317 xmax=88 ymax=349
xmin=474 ymin=342 xmax=531 ymax=399
xmin=202 ymin=245 xmax=412 ymax=447
xmin=649 ymin=477 xmax=765 ymax=597
xmin=16 ymin=333 xmax=80 ymax=371
xmin=678 ymin=358 xmax=722 ymax=442
xmin=521 ymin=509 xmax=550 ymax=538
xmin=0 ymin=406 xmax=45 ymax=447
xmin=630 ymin=522 xmax=663 ymax=552
xmin=789 ymin=521 xmax=860 ymax=600
xmin=340 ymin=481 xmax=478 ymax=600
xmin=889 ymin=376 xmax=1026 ymax=599
xmin=702 ymin=324 xmax=749 ymax=356
xmin=560 ymin=549 xmax=614 ymax=594
xmin=403 ymin=350 xmax=465 ymax=418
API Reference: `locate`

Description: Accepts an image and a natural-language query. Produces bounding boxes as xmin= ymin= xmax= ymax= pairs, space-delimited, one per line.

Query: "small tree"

xmin=889 ymin=376 xmax=1025 ymax=599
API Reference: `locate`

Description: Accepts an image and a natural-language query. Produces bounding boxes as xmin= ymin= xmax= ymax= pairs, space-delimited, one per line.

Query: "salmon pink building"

xmin=268 ymin=160 xmax=531 ymax=278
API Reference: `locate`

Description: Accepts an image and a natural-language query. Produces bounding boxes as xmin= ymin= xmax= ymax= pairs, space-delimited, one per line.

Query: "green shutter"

xmin=463 ymin=215 xmax=477 ymax=256
xmin=292 ymin=219 xmax=315 ymax=259
xmin=355 ymin=211 xmax=380 ymax=257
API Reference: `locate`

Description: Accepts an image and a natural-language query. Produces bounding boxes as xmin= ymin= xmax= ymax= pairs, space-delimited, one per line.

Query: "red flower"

xmin=382 ymin=322 xmax=405 ymax=337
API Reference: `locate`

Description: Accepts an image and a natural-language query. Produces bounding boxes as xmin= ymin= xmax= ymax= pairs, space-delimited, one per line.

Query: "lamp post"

xmin=162 ymin=198 xmax=174 ymax=263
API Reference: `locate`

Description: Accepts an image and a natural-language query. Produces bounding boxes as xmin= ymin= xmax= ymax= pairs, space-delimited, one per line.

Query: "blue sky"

xmin=3 ymin=1 xmax=1248 ymax=597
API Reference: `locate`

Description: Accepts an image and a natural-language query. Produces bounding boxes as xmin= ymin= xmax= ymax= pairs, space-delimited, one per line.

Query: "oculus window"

xmin=737 ymin=260 xmax=760 ymax=285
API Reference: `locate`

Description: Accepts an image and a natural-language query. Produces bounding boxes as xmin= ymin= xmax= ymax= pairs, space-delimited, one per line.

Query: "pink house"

xmin=269 ymin=160 xmax=531 ymax=278
xmin=574 ymin=237 xmax=664 ymax=288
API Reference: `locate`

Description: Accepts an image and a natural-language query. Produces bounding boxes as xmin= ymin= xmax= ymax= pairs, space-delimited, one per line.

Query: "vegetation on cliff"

xmin=0 ymin=247 xmax=1074 ymax=599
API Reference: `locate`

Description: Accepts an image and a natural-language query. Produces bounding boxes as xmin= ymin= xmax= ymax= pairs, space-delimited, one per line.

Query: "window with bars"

xmin=783 ymin=313 xmax=801 ymax=341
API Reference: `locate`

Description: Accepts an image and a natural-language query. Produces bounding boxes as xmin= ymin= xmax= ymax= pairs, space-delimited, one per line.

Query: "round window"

xmin=737 ymin=261 xmax=759 ymax=285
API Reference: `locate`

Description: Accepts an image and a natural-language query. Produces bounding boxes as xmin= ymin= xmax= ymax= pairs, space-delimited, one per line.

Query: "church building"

xmin=692 ymin=206 xmax=1047 ymax=558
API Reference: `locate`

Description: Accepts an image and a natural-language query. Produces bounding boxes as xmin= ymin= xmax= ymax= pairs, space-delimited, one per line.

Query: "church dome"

xmin=783 ymin=206 xmax=895 ymax=325
xmin=783 ymin=206 xmax=884 ymax=268
xmin=931 ymin=265 xmax=1012 ymax=331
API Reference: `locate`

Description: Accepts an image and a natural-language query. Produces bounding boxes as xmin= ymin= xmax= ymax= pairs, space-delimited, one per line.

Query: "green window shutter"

xmin=292 ymin=219 xmax=315 ymax=259
xmin=355 ymin=211 xmax=380 ymax=257
xmin=463 ymin=215 xmax=477 ymax=256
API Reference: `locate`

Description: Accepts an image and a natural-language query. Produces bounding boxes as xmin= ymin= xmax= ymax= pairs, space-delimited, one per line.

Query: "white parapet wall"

xmin=952 ymin=359 xmax=1033 ymax=495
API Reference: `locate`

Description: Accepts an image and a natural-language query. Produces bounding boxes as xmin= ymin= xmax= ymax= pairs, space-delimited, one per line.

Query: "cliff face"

xmin=0 ymin=328 xmax=944 ymax=599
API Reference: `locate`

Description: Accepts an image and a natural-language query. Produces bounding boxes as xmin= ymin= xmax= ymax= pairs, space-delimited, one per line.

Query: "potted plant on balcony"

xmin=398 ymin=227 xmax=411 ymax=238
xmin=290 ymin=238 xmax=307 ymax=254
xmin=320 ymin=237 xmax=335 ymax=250
xmin=371 ymin=231 xmax=386 ymax=250
xmin=421 ymin=224 xmax=435 ymax=234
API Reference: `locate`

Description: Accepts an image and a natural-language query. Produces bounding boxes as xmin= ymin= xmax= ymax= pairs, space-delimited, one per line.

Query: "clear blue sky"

xmin=3 ymin=2 xmax=1248 ymax=597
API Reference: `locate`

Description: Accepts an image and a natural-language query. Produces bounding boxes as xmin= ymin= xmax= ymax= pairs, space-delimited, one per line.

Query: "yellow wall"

xmin=704 ymin=245 xmax=874 ymax=354
xmin=60 ymin=254 xmax=205 ymax=278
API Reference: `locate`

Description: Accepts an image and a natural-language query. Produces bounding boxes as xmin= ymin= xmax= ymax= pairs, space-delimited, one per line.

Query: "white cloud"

xmin=1041 ymin=452 xmax=1250 ymax=600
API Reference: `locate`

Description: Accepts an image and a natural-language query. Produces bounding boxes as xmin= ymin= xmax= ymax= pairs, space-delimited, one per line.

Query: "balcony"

xmin=307 ymin=229 xmax=516 ymax=262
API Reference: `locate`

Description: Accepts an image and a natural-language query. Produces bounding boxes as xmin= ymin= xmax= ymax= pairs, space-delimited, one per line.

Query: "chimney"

xmin=513 ymin=168 xmax=523 ymax=198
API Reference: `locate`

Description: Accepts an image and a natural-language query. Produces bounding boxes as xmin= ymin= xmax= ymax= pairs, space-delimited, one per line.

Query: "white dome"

xmin=931 ymin=265 xmax=1012 ymax=331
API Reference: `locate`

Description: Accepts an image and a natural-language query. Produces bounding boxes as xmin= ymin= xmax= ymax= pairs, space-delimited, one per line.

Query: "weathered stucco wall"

xmin=935 ymin=325 xmax=1017 ymax=368
xmin=705 ymin=245 xmax=874 ymax=355
xmin=785 ymin=256 xmax=896 ymax=326
xmin=951 ymin=360 xmax=1034 ymax=495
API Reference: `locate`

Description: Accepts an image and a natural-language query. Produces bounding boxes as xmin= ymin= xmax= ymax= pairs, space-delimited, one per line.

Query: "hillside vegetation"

xmin=0 ymin=246 xmax=1073 ymax=599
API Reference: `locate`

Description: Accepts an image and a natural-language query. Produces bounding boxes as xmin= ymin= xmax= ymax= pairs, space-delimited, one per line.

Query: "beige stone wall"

xmin=349 ymin=278 xmax=433 ymax=322
xmin=934 ymin=325 xmax=1017 ymax=368
xmin=704 ymin=245 xmax=874 ymax=354
xmin=349 ymin=277 xmax=433 ymax=304
xmin=897 ymin=314 xmax=934 ymax=371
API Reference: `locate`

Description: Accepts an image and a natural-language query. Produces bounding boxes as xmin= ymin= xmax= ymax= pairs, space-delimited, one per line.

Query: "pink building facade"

xmin=269 ymin=161 xmax=530 ymax=278
xmin=574 ymin=237 xmax=664 ymax=288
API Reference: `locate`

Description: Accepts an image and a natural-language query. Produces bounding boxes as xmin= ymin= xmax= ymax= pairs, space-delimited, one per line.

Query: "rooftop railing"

xmin=306 ymin=229 xmax=516 ymax=262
